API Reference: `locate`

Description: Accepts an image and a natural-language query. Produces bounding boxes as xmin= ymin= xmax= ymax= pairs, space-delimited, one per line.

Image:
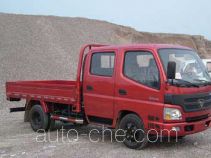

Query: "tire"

xmin=29 ymin=105 xmax=50 ymax=132
xmin=118 ymin=114 xmax=148 ymax=149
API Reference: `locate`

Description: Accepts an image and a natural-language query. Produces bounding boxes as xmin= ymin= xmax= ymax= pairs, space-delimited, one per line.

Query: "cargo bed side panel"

xmin=6 ymin=80 xmax=77 ymax=104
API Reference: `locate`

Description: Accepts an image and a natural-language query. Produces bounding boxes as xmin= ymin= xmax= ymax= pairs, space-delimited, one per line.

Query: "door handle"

xmin=119 ymin=89 xmax=127 ymax=95
xmin=86 ymin=85 xmax=93 ymax=91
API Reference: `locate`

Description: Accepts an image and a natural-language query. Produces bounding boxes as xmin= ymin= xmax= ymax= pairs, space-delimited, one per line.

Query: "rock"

xmin=193 ymin=142 xmax=198 ymax=146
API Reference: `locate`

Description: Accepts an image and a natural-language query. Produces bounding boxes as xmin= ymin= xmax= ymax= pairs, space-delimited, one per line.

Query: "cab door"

xmin=114 ymin=48 xmax=165 ymax=128
xmin=83 ymin=50 xmax=116 ymax=124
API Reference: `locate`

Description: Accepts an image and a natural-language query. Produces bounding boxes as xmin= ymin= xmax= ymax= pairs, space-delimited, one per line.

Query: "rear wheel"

xmin=118 ymin=114 xmax=148 ymax=149
xmin=29 ymin=105 xmax=51 ymax=132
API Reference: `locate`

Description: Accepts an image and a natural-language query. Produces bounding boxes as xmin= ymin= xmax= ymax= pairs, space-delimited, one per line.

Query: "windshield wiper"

xmin=169 ymin=79 xmax=200 ymax=87
xmin=193 ymin=79 xmax=211 ymax=85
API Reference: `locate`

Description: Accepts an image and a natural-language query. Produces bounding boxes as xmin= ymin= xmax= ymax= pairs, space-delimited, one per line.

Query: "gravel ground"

xmin=0 ymin=13 xmax=211 ymax=158
xmin=0 ymin=107 xmax=210 ymax=158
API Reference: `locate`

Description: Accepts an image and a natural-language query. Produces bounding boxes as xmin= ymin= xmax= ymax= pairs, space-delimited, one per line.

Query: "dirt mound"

xmin=0 ymin=13 xmax=211 ymax=107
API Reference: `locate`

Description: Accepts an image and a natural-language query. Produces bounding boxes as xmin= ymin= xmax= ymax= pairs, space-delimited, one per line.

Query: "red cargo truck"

xmin=6 ymin=44 xmax=211 ymax=149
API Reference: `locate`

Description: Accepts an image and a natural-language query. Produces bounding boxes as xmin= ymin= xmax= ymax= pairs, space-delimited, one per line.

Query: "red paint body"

xmin=6 ymin=44 xmax=211 ymax=136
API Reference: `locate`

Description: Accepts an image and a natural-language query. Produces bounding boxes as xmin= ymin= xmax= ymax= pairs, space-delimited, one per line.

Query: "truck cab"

xmin=6 ymin=44 xmax=211 ymax=149
xmin=82 ymin=44 xmax=210 ymax=130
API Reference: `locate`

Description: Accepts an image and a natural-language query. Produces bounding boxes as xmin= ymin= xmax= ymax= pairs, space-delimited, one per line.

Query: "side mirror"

xmin=167 ymin=61 xmax=176 ymax=79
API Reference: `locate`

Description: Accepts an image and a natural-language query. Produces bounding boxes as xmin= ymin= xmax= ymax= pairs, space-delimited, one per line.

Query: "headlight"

xmin=164 ymin=108 xmax=182 ymax=120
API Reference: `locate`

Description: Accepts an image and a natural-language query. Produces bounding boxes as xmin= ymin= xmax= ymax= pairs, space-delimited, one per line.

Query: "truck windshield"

xmin=158 ymin=48 xmax=211 ymax=85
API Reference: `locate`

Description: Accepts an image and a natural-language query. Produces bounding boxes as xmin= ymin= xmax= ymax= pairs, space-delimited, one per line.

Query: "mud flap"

xmin=24 ymin=109 xmax=30 ymax=122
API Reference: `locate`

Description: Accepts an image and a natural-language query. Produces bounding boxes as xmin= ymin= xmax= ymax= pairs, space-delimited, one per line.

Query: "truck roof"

xmin=91 ymin=44 xmax=192 ymax=51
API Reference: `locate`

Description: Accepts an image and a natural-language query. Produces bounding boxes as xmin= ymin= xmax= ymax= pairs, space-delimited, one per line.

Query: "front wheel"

xmin=118 ymin=114 xmax=148 ymax=149
xmin=29 ymin=105 xmax=51 ymax=132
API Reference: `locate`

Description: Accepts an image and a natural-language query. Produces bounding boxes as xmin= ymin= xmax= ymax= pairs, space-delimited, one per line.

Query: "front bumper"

xmin=158 ymin=116 xmax=211 ymax=136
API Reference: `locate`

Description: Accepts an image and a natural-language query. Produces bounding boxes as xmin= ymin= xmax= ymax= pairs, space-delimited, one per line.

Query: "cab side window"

xmin=124 ymin=51 xmax=160 ymax=89
xmin=90 ymin=52 xmax=115 ymax=77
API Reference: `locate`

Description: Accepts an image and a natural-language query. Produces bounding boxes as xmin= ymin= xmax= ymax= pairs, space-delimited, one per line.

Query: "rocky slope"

xmin=0 ymin=13 xmax=211 ymax=158
xmin=0 ymin=12 xmax=211 ymax=87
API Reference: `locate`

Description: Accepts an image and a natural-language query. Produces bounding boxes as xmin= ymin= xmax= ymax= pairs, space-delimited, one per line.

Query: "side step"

xmin=51 ymin=115 xmax=84 ymax=124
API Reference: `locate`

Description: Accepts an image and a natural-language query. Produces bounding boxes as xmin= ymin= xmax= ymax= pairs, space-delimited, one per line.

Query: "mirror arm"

xmin=171 ymin=78 xmax=174 ymax=85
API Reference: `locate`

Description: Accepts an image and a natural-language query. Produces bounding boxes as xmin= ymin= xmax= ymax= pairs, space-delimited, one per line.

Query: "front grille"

xmin=184 ymin=95 xmax=211 ymax=102
xmin=184 ymin=96 xmax=211 ymax=112
xmin=186 ymin=114 xmax=208 ymax=122
xmin=165 ymin=92 xmax=211 ymax=112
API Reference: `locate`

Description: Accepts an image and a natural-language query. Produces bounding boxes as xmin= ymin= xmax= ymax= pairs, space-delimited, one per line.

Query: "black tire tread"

xmin=119 ymin=113 xmax=148 ymax=149
xmin=29 ymin=104 xmax=50 ymax=132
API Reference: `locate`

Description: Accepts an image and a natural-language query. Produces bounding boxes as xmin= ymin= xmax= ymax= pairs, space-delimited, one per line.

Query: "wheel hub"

xmin=125 ymin=123 xmax=139 ymax=142
xmin=32 ymin=111 xmax=42 ymax=126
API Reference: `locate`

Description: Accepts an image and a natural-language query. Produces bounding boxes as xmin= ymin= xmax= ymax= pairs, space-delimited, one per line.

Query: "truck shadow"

xmin=47 ymin=122 xmax=195 ymax=150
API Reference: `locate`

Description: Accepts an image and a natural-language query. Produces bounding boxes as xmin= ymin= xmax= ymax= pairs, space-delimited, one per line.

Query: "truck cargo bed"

xmin=6 ymin=80 xmax=77 ymax=104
